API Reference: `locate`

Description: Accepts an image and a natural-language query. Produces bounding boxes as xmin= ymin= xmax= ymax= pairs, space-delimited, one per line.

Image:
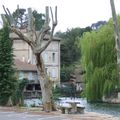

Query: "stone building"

xmin=14 ymin=59 xmax=40 ymax=98
xmin=10 ymin=30 xmax=61 ymax=91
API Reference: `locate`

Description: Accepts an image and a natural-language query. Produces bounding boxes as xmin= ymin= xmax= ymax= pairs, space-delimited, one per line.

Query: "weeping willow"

xmin=80 ymin=18 xmax=120 ymax=102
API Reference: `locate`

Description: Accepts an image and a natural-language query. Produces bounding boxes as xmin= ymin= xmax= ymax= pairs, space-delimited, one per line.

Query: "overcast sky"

xmin=0 ymin=0 xmax=120 ymax=32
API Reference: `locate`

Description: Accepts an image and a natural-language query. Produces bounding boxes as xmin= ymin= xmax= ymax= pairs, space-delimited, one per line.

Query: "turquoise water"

xmin=58 ymin=97 xmax=120 ymax=117
xmin=81 ymin=99 xmax=120 ymax=117
xmin=25 ymin=98 xmax=120 ymax=117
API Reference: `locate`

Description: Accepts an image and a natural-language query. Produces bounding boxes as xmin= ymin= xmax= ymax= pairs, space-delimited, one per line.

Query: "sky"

xmin=0 ymin=0 xmax=120 ymax=32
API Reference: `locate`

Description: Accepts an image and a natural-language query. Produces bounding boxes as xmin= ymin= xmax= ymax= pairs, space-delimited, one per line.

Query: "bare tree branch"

xmin=27 ymin=8 xmax=33 ymax=32
xmin=55 ymin=6 xmax=57 ymax=25
xmin=35 ymin=6 xmax=51 ymax=52
xmin=50 ymin=7 xmax=54 ymax=24
xmin=2 ymin=5 xmax=57 ymax=55
xmin=14 ymin=5 xmax=20 ymax=27
xmin=45 ymin=6 xmax=50 ymax=26
xmin=11 ymin=27 xmax=35 ymax=49
xmin=37 ymin=25 xmax=50 ymax=44
xmin=1 ymin=5 xmax=58 ymax=112
xmin=38 ymin=6 xmax=50 ymax=39
xmin=27 ymin=8 xmax=38 ymax=43
xmin=32 ymin=17 xmax=38 ymax=40
xmin=6 ymin=8 xmax=16 ymax=26
xmin=38 ymin=6 xmax=57 ymax=54
xmin=2 ymin=6 xmax=16 ymax=26
xmin=2 ymin=5 xmax=11 ymax=24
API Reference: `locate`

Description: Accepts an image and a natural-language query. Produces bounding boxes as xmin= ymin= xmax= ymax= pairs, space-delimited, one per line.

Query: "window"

xmin=52 ymin=68 xmax=56 ymax=78
xmin=52 ymin=53 xmax=55 ymax=63
xmin=26 ymin=84 xmax=33 ymax=90
xmin=19 ymin=72 xmax=24 ymax=80
xmin=45 ymin=68 xmax=48 ymax=74
xmin=44 ymin=53 xmax=48 ymax=63
xmin=28 ymin=72 xmax=33 ymax=80
xmin=34 ymin=72 xmax=38 ymax=80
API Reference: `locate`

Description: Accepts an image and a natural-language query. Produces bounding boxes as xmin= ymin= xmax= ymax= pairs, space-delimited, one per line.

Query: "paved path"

xmin=0 ymin=107 xmax=119 ymax=120
xmin=0 ymin=111 xmax=68 ymax=120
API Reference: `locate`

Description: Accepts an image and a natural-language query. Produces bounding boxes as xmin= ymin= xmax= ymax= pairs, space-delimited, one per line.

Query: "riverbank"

xmin=0 ymin=106 xmax=119 ymax=120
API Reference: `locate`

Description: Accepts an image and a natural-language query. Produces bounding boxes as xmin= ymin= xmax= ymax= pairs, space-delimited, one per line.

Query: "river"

xmin=78 ymin=98 xmax=120 ymax=117
xmin=24 ymin=97 xmax=120 ymax=117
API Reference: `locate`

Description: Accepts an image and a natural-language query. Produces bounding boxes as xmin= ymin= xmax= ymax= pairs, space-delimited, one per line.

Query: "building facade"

xmin=11 ymin=31 xmax=61 ymax=86
xmin=14 ymin=59 xmax=40 ymax=98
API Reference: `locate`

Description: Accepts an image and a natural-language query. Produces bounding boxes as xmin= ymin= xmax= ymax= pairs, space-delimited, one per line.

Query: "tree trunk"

xmin=110 ymin=0 xmax=120 ymax=86
xmin=1 ymin=6 xmax=58 ymax=112
xmin=35 ymin=53 xmax=55 ymax=112
xmin=6 ymin=97 xmax=13 ymax=107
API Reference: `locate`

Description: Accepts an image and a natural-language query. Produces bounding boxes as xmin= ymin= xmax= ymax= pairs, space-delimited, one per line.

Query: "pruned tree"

xmin=1 ymin=5 xmax=57 ymax=112
xmin=110 ymin=0 xmax=120 ymax=88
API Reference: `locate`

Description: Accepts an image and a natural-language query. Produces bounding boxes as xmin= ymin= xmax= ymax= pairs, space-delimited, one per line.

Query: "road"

xmin=0 ymin=111 xmax=69 ymax=120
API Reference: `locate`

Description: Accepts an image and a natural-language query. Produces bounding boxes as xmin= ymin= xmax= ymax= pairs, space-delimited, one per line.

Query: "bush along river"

xmin=80 ymin=98 xmax=120 ymax=117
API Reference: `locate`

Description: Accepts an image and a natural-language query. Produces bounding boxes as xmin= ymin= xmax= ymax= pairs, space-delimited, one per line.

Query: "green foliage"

xmin=12 ymin=8 xmax=45 ymax=30
xmin=13 ymin=8 xmax=27 ymax=29
xmin=79 ymin=18 xmax=119 ymax=102
xmin=60 ymin=83 xmax=76 ymax=97
xmin=0 ymin=25 xmax=17 ymax=105
xmin=12 ymin=78 xmax=28 ymax=106
xmin=52 ymin=86 xmax=61 ymax=100
xmin=52 ymin=83 xmax=76 ymax=99
xmin=32 ymin=10 xmax=45 ymax=30
xmin=60 ymin=65 xmax=74 ymax=82
xmin=55 ymin=27 xmax=92 ymax=83
xmin=56 ymin=27 xmax=92 ymax=67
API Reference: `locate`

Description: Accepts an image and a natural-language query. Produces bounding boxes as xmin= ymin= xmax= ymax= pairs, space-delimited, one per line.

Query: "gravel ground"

xmin=0 ymin=107 xmax=119 ymax=120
